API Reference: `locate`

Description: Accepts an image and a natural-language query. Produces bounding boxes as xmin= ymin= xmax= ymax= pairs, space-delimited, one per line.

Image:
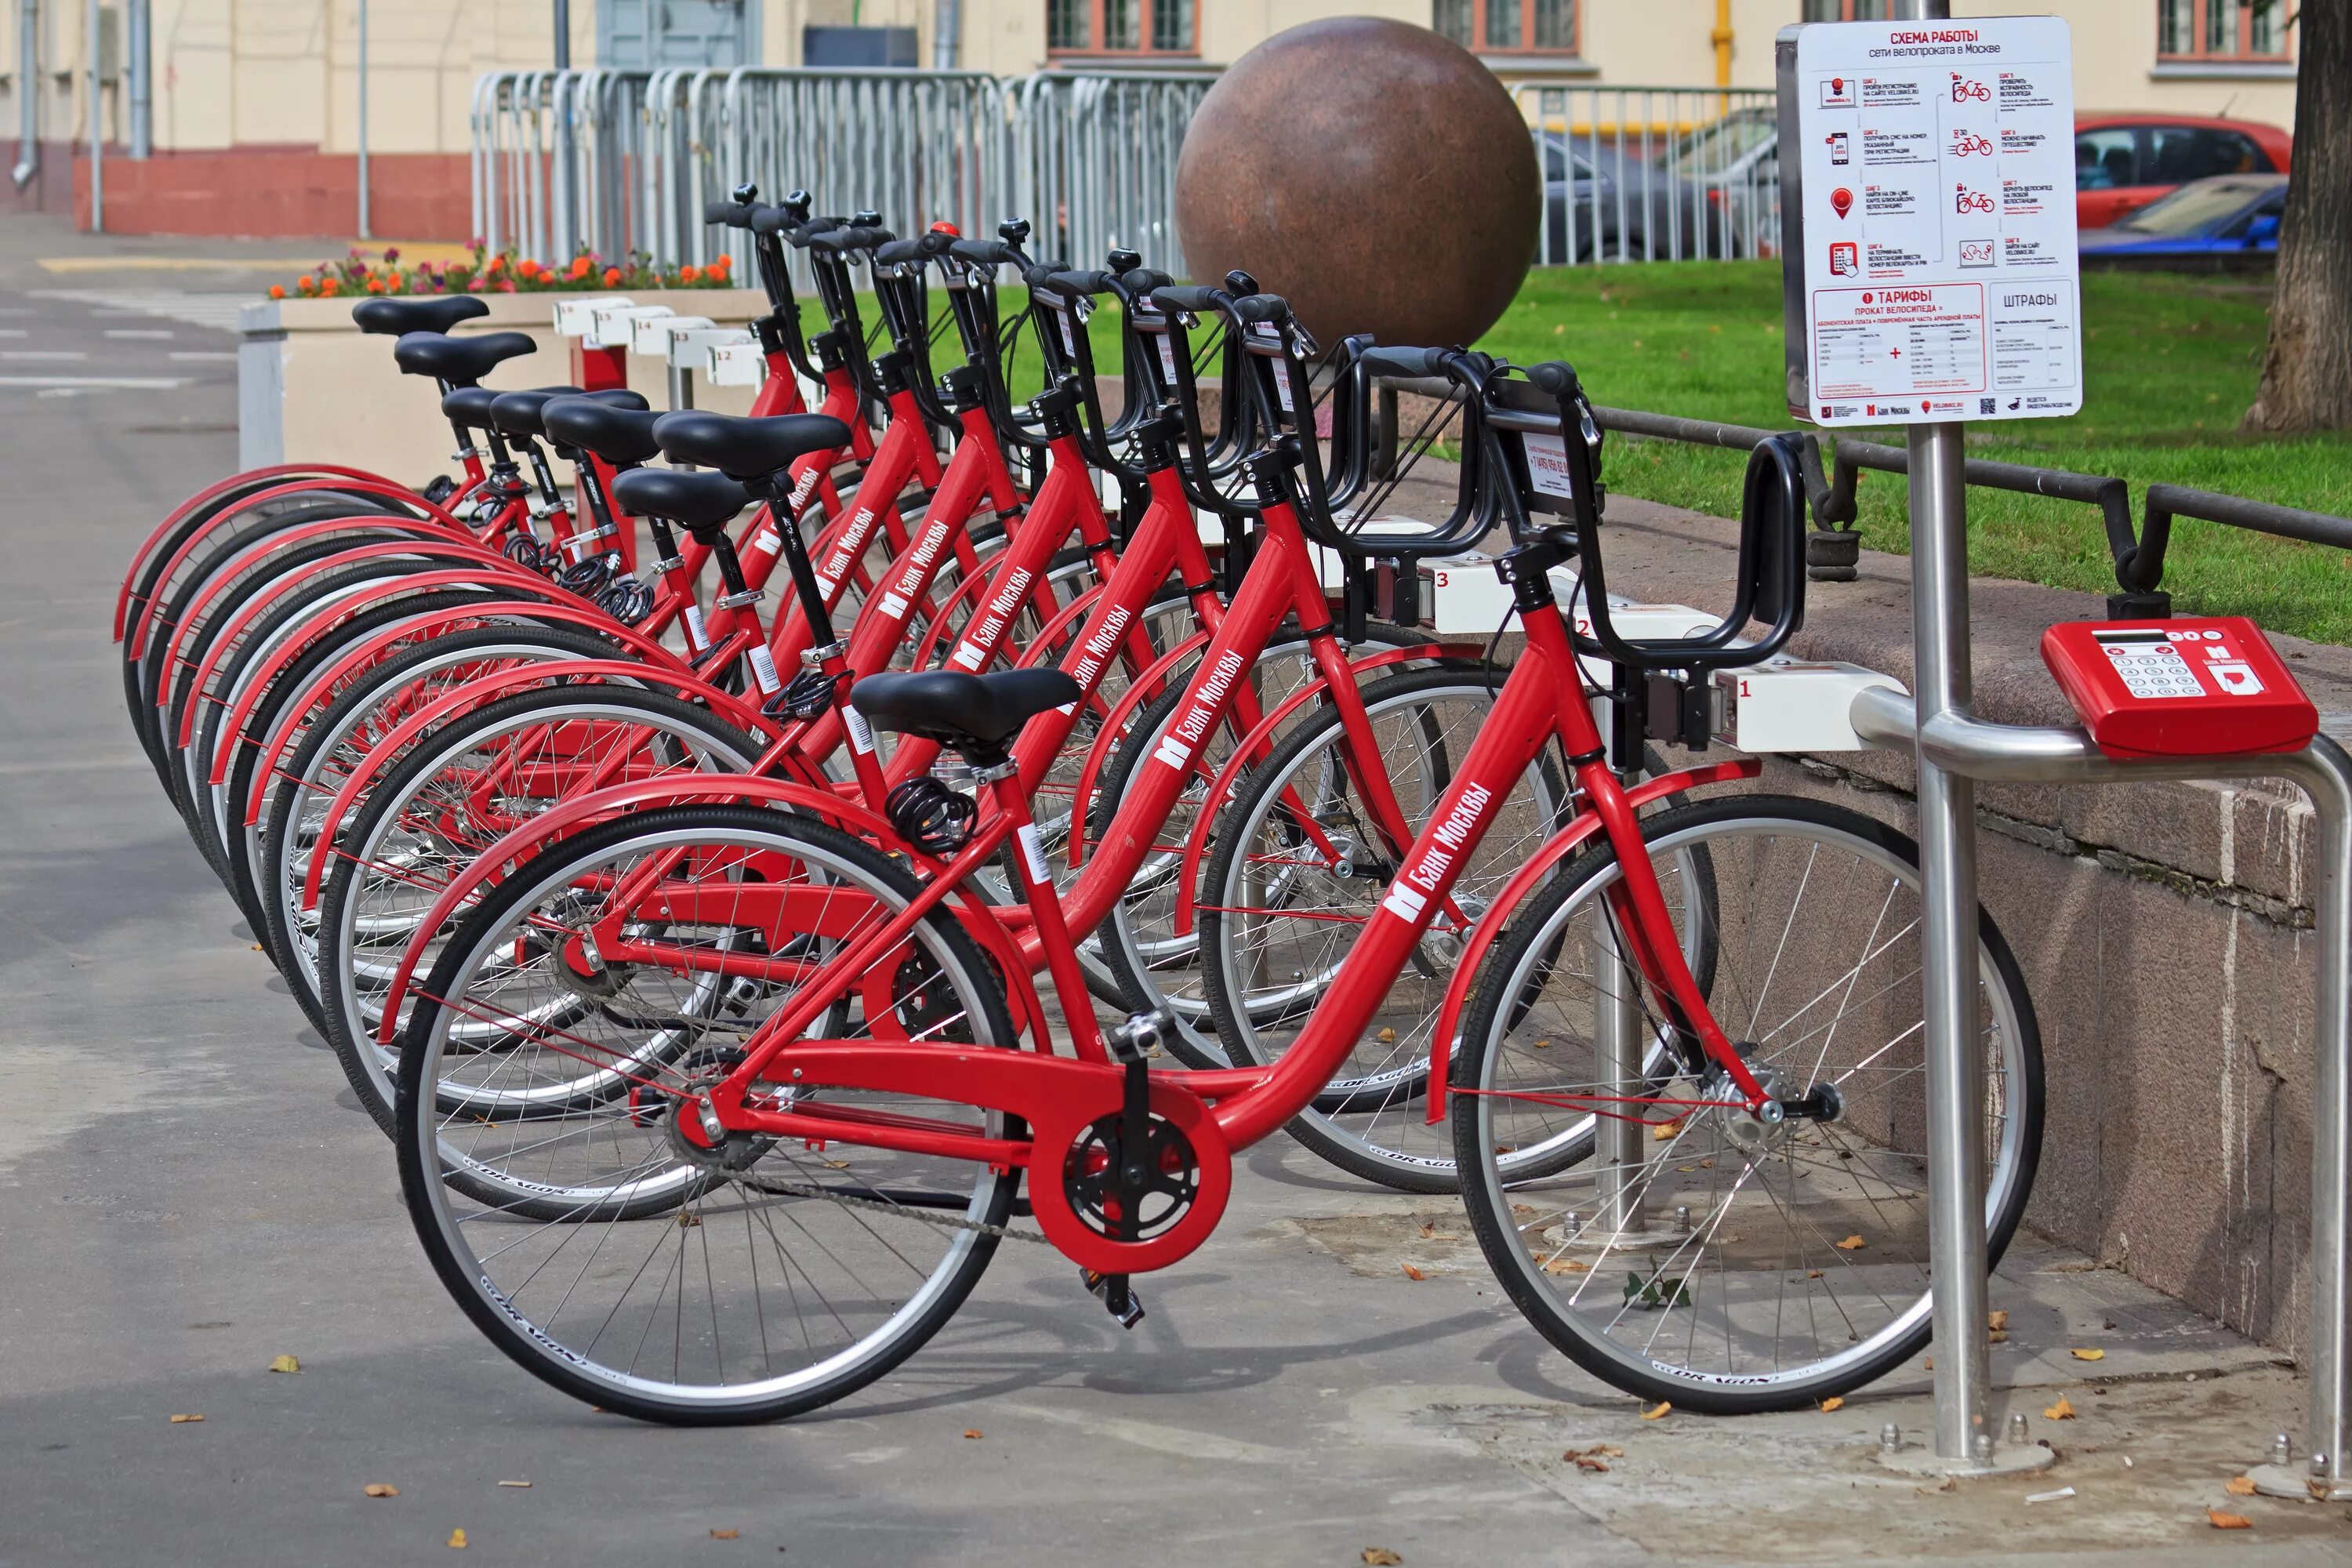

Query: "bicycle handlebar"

xmin=1149 ymin=285 xmax=1229 ymax=316
xmin=703 ymin=198 xmax=757 ymax=229
xmin=1359 ymin=345 xmax=1448 ymax=380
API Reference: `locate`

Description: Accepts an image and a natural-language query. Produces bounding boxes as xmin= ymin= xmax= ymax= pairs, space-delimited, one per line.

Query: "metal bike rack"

xmin=1843 ymin=401 xmax=2352 ymax=1495
xmin=1813 ymin=0 xmax=2352 ymax=1493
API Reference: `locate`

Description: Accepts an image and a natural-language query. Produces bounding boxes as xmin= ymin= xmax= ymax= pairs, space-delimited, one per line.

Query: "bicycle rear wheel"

xmin=1450 ymin=794 xmax=2042 ymax=1413
xmin=395 ymin=805 xmax=1018 ymax=1425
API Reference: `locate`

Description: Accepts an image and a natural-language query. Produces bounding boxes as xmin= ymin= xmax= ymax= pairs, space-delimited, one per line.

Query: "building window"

xmin=1048 ymin=0 xmax=1193 ymax=53
xmin=1432 ymin=0 xmax=1578 ymax=53
xmin=2158 ymin=0 xmax=2287 ymax=59
xmin=1802 ymin=0 xmax=1888 ymax=19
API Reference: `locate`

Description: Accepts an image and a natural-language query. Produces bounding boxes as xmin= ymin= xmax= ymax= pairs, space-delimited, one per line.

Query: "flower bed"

xmin=268 ymin=242 xmax=739 ymax=302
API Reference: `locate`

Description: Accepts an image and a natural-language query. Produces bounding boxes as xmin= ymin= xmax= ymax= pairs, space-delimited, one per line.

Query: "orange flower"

xmin=384 ymin=270 xmax=404 ymax=292
xmin=711 ymin=253 xmax=732 ymax=274
xmin=568 ymin=256 xmax=592 ymax=279
xmin=517 ymin=258 xmax=541 ymax=280
xmin=321 ymin=277 xmax=342 ymax=296
xmin=601 ymin=267 xmax=622 ymax=287
xmin=268 ymin=284 xmax=286 ymax=299
xmin=365 ymin=278 xmax=387 ymax=293
xmin=678 ymin=264 xmax=700 ymax=285
xmin=298 ymin=274 xmax=315 ymax=290
xmin=485 ymin=253 xmax=506 ymax=275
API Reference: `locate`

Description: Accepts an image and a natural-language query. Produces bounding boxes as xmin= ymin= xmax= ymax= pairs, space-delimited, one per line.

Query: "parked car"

xmin=2077 ymin=173 xmax=2287 ymax=270
xmin=1535 ymin=124 xmax=1751 ymax=264
xmin=2072 ymin=113 xmax=2292 ymax=230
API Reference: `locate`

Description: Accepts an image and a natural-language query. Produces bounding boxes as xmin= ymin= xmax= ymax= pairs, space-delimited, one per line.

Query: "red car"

xmin=2073 ymin=112 xmax=2293 ymax=230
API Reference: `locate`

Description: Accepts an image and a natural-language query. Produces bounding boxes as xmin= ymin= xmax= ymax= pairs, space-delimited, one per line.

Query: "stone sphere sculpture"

xmin=1173 ymin=17 xmax=1539 ymax=352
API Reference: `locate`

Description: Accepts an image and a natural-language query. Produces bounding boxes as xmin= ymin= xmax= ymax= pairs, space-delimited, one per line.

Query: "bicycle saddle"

xmin=439 ymin=383 xmax=574 ymax=429
xmin=542 ymin=395 xmax=663 ymax=465
xmin=488 ymin=386 xmax=647 ymax=440
xmin=851 ymin=668 xmax=1082 ymax=750
xmin=608 ymin=468 xmax=753 ymax=534
xmin=652 ymin=411 xmax=851 ymax=482
xmin=352 ymin=296 xmax=490 ymax=336
xmin=394 ymin=330 xmax=536 ymax=387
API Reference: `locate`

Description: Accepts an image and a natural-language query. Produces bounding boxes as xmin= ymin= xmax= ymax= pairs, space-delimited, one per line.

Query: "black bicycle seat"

xmin=353 ymin=296 xmax=491 ymax=336
xmin=441 ymin=383 xmax=572 ymax=430
xmin=394 ymin=330 xmax=536 ymax=387
xmin=542 ymin=395 xmax=663 ymax=465
xmin=851 ymin=668 xmax=1081 ymax=750
xmin=652 ymin=411 xmax=851 ymax=481
xmin=489 ymin=386 xmax=646 ymax=440
xmin=608 ymin=468 xmax=753 ymax=533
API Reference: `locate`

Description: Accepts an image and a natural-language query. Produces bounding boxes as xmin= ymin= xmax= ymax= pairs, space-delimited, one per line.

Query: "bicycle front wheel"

xmin=1451 ymin=793 xmax=2042 ymax=1413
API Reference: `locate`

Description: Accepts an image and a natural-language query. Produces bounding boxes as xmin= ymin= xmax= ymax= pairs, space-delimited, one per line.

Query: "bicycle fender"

xmin=193 ymin=561 xmax=576 ymax=754
xmin=372 ymin=772 xmax=906 ymax=1048
xmin=238 ymin=597 xmax=688 ymax=823
xmin=132 ymin=487 xmax=465 ymax=662
xmin=1422 ymin=757 xmax=1762 ymax=1125
xmin=117 ymin=464 xmax=419 ymax=641
xmin=1167 ymin=642 xmax=1457 ymax=936
xmin=298 ymin=657 xmax=771 ymax=912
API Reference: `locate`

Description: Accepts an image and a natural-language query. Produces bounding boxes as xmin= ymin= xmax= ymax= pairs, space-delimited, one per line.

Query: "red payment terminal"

xmin=2040 ymin=617 xmax=2318 ymax=760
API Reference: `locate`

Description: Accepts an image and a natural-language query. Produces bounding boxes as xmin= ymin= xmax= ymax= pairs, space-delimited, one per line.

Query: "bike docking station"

xmin=1771 ymin=3 xmax=2352 ymax=1493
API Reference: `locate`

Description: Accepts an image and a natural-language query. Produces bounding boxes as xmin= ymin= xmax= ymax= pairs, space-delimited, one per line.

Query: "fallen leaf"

xmin=822 ymin=1160 xmax=851 ymax=1171
xmin=1806 ymin=1269 xmax=1824 ymax=1279
xmin=677 ymin=1212 xmax=702 ymax=1229
xmin=1362 ymin=1552 xmax=1403 ymax=1566
xmin=2044 ymin=1396 xmax=2077 ymax=1420
xmin=1541 ymin=1257 xmax=1588 ymax=1276
xmin=1834 ymin=1235 xmax=1867 ymax=1251
xmin=1572 ymin=1455 xmax=1610 ymax=1472
xmin=1819 ymin=1396 xmax=1844 ymax=1412
xmin=169 ymin=1414 xmax=203 ymax=1424
xmin=2208 ymin=1509 xmax=2253 ymax=1530
xmin=2103 ymin=1318 xmax=2118 ymax=1330
xmin=1989 ymin=1330 xmax=2009 ymax=1344
xmin=1653 ymin=1118 xmax=1685 ymax=1142
xmin=496 ymin=1480 xmax=531 ymax=1488
xmin=269 ymin=1354 xmax=301 ymax=1374
xmin=448 ymin=1529 xmax=470 ymax=1550
xmin=710 ymin=1530 xmax=741 ymax=1540
xmin=1531 ymin=1036 xmax=1553 ymax=1049
xmin=1639 ymin=1401 xmax=1671 ymax=1421
xmin=363 ymin=1484 xmax=399 ymax=1498
xmin=963 ymin=1428 xmax=983 ymax=1440
xmin=1987 ymin=1310 xmax=2009 ymax=1331
xmin=1675 ymin=1165 xmax=1695 ymax=1173
xmin=1401 ymin=1264 xmax=1427 ymax=1281
xmin=1376 ymin=1027 xmax=1396 ymax=1044
xmin=2071 ymin=1348 xmax=2105 ymax=1362
xmin=1923 ymin=1357 xmax=1933 ymax=1370
xmin=2224 ymin=1475 xmax=2257 ymax=1497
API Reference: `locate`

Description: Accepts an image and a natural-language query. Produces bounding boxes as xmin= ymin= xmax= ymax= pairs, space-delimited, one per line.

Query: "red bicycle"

xmin=387 ymin=345 xmax=2045 ymax=1421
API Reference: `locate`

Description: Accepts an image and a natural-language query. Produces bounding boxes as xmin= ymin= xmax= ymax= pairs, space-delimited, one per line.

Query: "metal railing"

xmin=1513 ymin=83 xmax=1780 ymax=266
xmin=1575 ymin=402 xmax=2352 ymax=613
xmin=474 ymin=67 xmax=1781 ymax=276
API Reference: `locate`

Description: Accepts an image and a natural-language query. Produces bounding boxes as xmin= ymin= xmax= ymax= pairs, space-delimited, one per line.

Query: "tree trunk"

xmin=2244 ymin=0 xmax=2352 ymax=433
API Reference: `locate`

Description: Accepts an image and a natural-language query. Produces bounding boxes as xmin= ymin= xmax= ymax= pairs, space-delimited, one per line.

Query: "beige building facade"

xmin=1 ymin=0 xmax=2298 ymax=232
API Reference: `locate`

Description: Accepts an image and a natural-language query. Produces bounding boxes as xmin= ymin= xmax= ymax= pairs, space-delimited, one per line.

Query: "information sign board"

xmin=1777 ymin=16 xmax=2082 ymax=426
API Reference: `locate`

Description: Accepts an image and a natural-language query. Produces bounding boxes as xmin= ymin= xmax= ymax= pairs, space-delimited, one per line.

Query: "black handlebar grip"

xmin=1525 ymin=361 xmax=1581 ymax=396
xmin=873 ymin=238 xmax=926 ymax=266
xmin=1150 ymin=285 xmax=1228 ymax=315
xmin=1359 ymin=345 xmax=1447 ymax=379
xmin=810 ymin=225 xmax=892 ymax=253
xmin=918 ymin=228 xmax=960 ymax=256
xmin=1119 ymin=267 xmax=1174 ymax=296
xmin=1046 ymin=269 xmax=1116 ymax=299
xmin=950 ymin=238 xmax=1020 ymax=268
xmin=703 ymin=199 xmax=756 ymax=228
xmin=1227 ymin=293 xmax=1291 ymax=326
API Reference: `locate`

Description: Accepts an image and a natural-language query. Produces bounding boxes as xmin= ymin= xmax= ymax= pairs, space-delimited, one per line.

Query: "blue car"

xmin=2078 ymin=173 xmax=2287 ymax=270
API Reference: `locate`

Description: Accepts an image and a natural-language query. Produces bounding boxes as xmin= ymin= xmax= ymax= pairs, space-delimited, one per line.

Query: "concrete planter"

xmin=237 ymin=288 xmax=773 ymax=486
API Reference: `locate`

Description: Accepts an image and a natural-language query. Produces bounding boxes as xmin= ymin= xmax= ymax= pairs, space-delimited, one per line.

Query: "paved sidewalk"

xmin=2 ymin=218 xmax=2348 ymax=1566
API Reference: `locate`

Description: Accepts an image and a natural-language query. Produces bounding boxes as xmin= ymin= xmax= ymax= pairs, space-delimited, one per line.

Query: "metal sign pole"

xmin=85 ymin=0 xmax=102 ymax=232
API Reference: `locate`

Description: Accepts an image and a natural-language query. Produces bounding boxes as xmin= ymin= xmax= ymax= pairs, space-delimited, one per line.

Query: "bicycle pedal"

xmin=1079 ymin=1268 xmax=1146 ymax=1329
xmin=1106 ymin=1010 xmax=1170 ymax=1066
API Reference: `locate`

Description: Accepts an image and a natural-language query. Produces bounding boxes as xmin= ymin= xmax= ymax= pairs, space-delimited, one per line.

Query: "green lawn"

xmin=1475 ymin=263 xmax=2352 ymax=644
